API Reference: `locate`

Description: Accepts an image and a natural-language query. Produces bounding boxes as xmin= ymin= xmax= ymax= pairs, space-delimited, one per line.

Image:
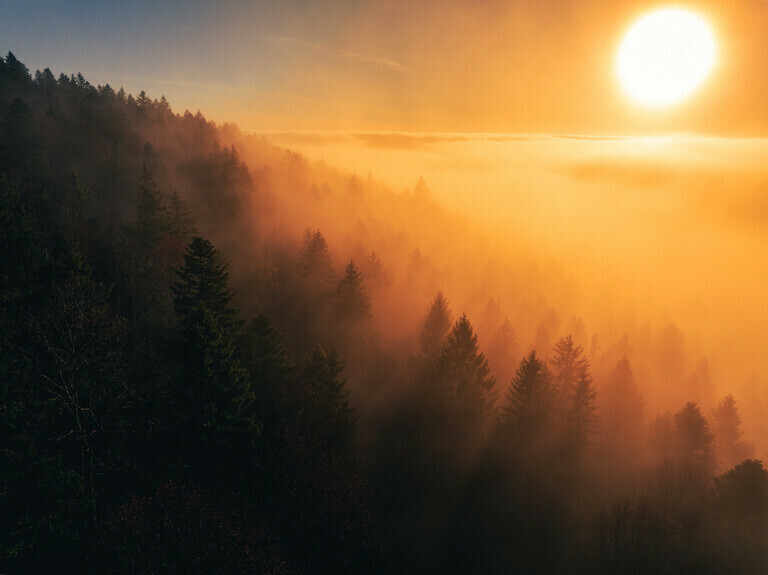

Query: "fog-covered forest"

xmin=2 ymin=52 xmax=768 ymax=574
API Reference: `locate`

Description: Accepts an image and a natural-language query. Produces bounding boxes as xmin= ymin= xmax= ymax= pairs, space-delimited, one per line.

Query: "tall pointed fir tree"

xmin=550 ymin=335 xmax=590 ymax=397
xmin=335 ymin=260 xmax=371 ymax=324
xmin=172 ymin=236 xmax=237 ymax=333
xmin=601 ymin=357 xmax=644 ymax=470
xmin=550 ymin=335 xmax=593 ymax=457
xmin=433 ymin=314 xmax=497 ymax=428
xmin=120 ymin=161 xmax=171 ymax=329
xmin=568 ymin=371 xmax=601 ymax=465
xmin=673 ymin=401 xmax=716 ymax=494
xmin=167 ymin=190 xmax=197 ymax=242
xmin=300 ymin=228 xmax=336 ymax=293
xmin=711 ymin=394 xmax=754 ymax=471
xmin=497 ymin=350 xmax=552 ymax=450
xmin=410 ymin=291 xmax=453 ymax=373
xmin=277 ymin=345 xmax=371 ymax=573
xmin=172 ymin=236 xmax=253 ymax=482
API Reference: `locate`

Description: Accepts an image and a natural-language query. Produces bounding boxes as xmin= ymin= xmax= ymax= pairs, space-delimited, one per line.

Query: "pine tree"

xmin=172 ymin=240 xmax=253 ymax=479
xmin=177 ymin=301 xmax=254 ymax=442
xmin=498 ymin=350 xmax=551 ymax=444
xmin=362 ymin=250 xmax=389 ymax=289
xmin=601 ymin=357 xmax=644 ymax=467
xmin=568 ymin=372 xmax=601 ymax=460
xmin=172 ymin=236 xmax=237 ymax=333
xmin=120 ymin=162 xmax=171 ymax=328
xmin=335 ymin=260 xmax=371 ymax=323
xmin=238 ymin=315 xmax=293 ymax=437
xmin=415 ymin=291 xmax=452 ymax=362
xmin=300 ymin=229 xmax=336 ymax=291
xmin=712 ymin=394 xmax=754 ymax=471
xmin=550 ymin=335 xmax=590 ymax=398
xmin=298 ymin=345 xmax=356 ymax=457
xmin=167 ymin=190 xmax=197 ymax=241
xmin=673 ymin=401 xmax=716 ymax=483
xmin=433 ymin=314 xmax=497 ymax=422
xmin=276 ymin=345 xmax=370 ymax=573
xmin=133 ymin=162 xmax=168 ymax=249
xmin=2 ymin=52 xmax=31 ymax=86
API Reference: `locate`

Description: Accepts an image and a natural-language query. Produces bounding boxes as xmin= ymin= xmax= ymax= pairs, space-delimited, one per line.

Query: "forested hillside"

xmin=2 ymin=52 xmax=768 ymax=574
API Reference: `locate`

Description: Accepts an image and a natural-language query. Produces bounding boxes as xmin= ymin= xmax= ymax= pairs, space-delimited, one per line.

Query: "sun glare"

xmin=616 ymin=7 xmax=717 ymax=108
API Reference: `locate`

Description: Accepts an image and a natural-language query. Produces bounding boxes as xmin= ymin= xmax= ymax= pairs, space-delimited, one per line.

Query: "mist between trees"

xmin=2 ymin=52 xmax=768 ymax=574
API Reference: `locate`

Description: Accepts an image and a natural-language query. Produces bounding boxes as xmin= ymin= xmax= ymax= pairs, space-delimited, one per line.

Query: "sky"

xmin=4 ymin=0 xmax=768 ymax=134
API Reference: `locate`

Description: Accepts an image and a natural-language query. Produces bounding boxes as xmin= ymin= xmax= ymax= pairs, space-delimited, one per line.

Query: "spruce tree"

xmin=712 ymin=394 xmax=754 ymax=471
xmin=568 ymin=372 xmax=601 ymax=461
xmin=673 ymin=401 xmax=716 ymax=485
xmin=172 ymin=238 xmax=253 ymax=481
xmin=238 ymin=315 xmax=293 ymax=437
xmin=434 ymin=314 xmax=497 ymax=422
xmin=172 ymin=236 xmax=237 ymax=333
xmin=601 ymin=357 xmax=644 ymax=467
xmin=550 ymin=335 xmax=589 ymax=398
xmin=120 ymin=161 xmax=172 ymax=328
xmin=498 ymin=350 xmax=551 ymax=444
xmin=167 ymin=190 xmax=197 ymax=241
xmin=300 ymin=228 xmax=335 ymax=291
xmin=416 ymin=291 xmax=452 ymax=362
xmin=335 ymin=260 xmax=371 ymax=323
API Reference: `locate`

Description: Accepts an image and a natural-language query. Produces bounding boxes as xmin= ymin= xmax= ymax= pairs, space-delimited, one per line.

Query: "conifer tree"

xmin=238 ymin=315 xmax=293 ymax=436
xmin=1 ymin=52 xmax=31 ymax=85
xmin=712 ymin=394 xmax=754 ymax=471
xmin=120 ymin=162 xmax=171 ymax=328
xmin=299 ymin=345 xmax=356 ymax=457
xmin=177 ymin=301 xmax=254 ymax=442
xmin=362 ymin=249 xmax=389 ymax=289
xmin=673 ymin=401 xmax=716 ymax=483
xmin=550 ymin=335 xmax=590 ymax=398
xmin=132 ymin=162 xmax=168 ymax=249
xmin=415 ymin=291 xmax=452 ymax=362
xmin=434 ymin=314 xmax=497 ymax=421
xmin=335 ymin=260 xmax=371 ymax=323
xmin=167 ymin=190 xmax=197 ymax=241
xmin=172 ymin=236 xmax=237 ymax=333
xmin=498 ymin=350 xmax=551 ymax=444
xmin=300 ymin=228 xmax=336 ymax=291
xmin=172 ymin=238 xmax=253 ymax=480
xmin=601 ymin=357 xmax=644 ymax=466
xmin=568 ymin=372 xmax=601 ymax=460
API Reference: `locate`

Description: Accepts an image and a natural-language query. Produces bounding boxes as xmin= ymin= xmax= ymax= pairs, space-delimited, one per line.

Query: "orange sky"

xmin=5 ymin=0 xmax=768 ymax=134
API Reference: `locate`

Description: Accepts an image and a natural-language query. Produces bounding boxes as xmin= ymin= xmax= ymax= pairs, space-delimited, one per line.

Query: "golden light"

xmin=616 ymin=7 xmax=717 ymax=108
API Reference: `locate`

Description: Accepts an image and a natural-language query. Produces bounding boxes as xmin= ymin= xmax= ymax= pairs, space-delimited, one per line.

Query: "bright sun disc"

xmin=616 ymin=7 xmax=716 ymax=108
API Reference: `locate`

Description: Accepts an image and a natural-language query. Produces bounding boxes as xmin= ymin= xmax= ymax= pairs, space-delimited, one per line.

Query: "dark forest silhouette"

xmin=1 ymin=52 xmax=767 ymax=574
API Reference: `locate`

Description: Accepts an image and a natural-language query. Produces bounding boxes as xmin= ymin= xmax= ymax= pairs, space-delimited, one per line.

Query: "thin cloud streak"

xmin=269 ymin=36 xmax=411 ymax=73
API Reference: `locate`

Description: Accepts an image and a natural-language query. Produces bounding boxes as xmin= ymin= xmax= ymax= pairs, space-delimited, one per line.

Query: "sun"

xmin=616 ymin=7 xmax=717 ymax=108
